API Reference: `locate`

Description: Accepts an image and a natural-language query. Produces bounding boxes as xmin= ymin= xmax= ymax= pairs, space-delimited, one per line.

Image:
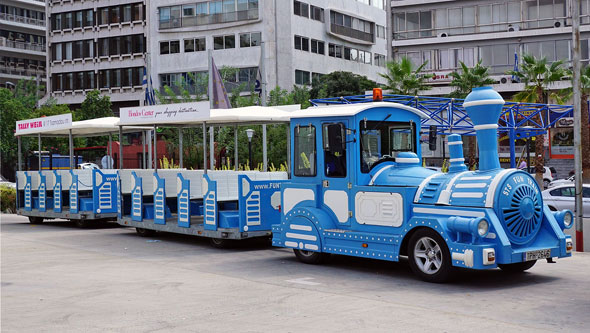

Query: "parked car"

xmin=530 ymin=166 xmax=556 ymax=189
xmin=78 ymin=162 xmax=100 ymax=170
xmin=0 ymin=175 xmax=16 ymax=188
xmin=548 ymin=175 xmax=575 ymax=189
xmin=542 ymin=184 xmax=590 ymax=217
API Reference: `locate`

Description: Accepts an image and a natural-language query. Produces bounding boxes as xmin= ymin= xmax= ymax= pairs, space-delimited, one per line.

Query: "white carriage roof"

xmin=16 ymin=117 xmax=151 ymax=137
xmin=291 ymin=102 xmax=429 ymax=119
xmin=118 ymin=105 xmax=299 ymax=127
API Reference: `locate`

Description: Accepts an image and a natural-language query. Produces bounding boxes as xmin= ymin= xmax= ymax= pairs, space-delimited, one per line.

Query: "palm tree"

xmin=506 ymin=54 xmax=568 ymax=187
xmin=448 ymin=60 xmax=496 ymax=169
xmin=380 ymin=57 xmax=433 ymax=96
xmin=449 ymin=60 xmax=495 ymax=99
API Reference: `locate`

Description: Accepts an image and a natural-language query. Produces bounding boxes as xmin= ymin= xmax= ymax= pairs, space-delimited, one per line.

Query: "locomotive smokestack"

xmin=463 ymin=87 xmax=505 ymax=171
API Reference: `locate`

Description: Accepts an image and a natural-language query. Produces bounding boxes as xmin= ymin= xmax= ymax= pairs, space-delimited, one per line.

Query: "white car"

xmin=78 ymin=162 xmax=100 ymax=170
xmin=529 ymin=166 xmax=556 ymax=189
xmin=542 ymin=184 xmax=590 ymax=217
xmin=0 ymin=175 xmax=16 ymax=188
xmin=548 ymin=175 xmax=574 ymax=188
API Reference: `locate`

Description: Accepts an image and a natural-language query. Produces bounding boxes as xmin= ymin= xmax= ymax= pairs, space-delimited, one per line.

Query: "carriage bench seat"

xmin=142 ymin=203 xmax=172 ymax=220
xmin=218 ymin=211 xmax=239 ymax=228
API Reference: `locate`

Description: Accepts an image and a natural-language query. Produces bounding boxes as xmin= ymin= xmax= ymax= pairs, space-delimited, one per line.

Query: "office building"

xmin=0 ymin=0 xmax=46 ymax=90
xmin=149 ymin=0 xmax=389 ymax=97
xmin=46 ymin=0 xmax=147 ymax=111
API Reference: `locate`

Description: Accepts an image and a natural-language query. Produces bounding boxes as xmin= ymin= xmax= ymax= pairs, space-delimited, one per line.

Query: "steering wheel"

xmin=368 ymin=155 xmax=396 ymax=173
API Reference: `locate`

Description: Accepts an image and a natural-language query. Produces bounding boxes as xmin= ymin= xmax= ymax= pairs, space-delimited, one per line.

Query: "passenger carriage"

xmin=272 ymin=87 xmax=574 ymax=282
xmin=14 ymin=115 xmax=148 ymax=227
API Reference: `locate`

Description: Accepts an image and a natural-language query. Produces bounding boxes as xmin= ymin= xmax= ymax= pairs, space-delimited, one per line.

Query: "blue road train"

xmin=15 ymin=87 xmax=574 ymax=282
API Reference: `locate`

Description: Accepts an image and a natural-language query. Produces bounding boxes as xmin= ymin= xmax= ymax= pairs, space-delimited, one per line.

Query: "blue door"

xmin=320 ymin=121 xmax=351 ymax=227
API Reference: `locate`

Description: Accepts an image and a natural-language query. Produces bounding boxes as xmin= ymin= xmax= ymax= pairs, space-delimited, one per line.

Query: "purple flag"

xmin=210 ymin=58 xmax=232 ymax=109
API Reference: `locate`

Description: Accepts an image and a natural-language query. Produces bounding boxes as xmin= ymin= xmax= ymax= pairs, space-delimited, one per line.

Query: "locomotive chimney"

xmin=447 ymin=134 xmax=467 ymax=173
xmin=463 ymin=87 xmax=505 ymax=171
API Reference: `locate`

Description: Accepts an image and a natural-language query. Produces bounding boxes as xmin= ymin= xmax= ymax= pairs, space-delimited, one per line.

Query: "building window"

xmin=376 ymin=24 xmax=386 ymax=39
xmin=294 ymin=35 xmax=309 ymax=51
xmin=295 ymin=69 xmax=311 ymax=85
xmin=184 ymin=37 xmax=206 ymax=52
xmin=374 ymin=53 xmax=386 ymax=67
xmin=329 ymin=10 xmax=374 ymax=42
xmin=239 ymin=32 xmax=261 ymax=47
xmin=294 ymin=1 xmax=309 ymax=18
xmin=160 ymin=41 xmax=180 ymax=54
xmin=214 ymin=34 xmax=236 ymax=50
xmin=310 ymin=5 xmax=324 ymax=22
xmin=159 ymin=0 xmax=259 ymax=29
xmin=311 ymin=39 xmax=324 ymax=54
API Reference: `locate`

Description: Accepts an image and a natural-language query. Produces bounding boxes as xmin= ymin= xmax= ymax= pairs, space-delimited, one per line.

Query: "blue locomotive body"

xmin=272 ymin=87 xmax=573 ymax=282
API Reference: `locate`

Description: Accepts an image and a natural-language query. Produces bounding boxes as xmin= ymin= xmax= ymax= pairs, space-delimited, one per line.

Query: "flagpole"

xmin=261 ymin=42 xmax=268 ymax=172
xmin=208 ymin=49 xmax=215 ymax=170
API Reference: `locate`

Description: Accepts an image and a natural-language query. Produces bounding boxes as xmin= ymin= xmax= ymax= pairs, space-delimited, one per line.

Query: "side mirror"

xmin=323 ymin=123 xmax=345 ymax=153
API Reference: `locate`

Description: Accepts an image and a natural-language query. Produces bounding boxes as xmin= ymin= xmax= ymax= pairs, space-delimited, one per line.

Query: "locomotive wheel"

xmin=209 ymin=238 xmax=232 ymax=249
xmin=293 ymin=249 xmax=330 ymax=264
xmin=408 ymin=229 xmax=453 ymax=283
xmin=135 ymin=227 xmax=156 ymax=237
xmin=28 ymin=216 xmax=44 ymax=224
xmin=498 ymin=261 xmax=536 ymax=273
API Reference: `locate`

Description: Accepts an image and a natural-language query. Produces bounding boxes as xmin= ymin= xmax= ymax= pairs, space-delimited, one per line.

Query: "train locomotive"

xmin=272 ymin=86 xmax=574 ymax=282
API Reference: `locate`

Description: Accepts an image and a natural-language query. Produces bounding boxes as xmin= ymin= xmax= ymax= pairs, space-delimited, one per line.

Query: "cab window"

xmin=323 ymin=123 xmax=346 ymax=178
xmin=360 ymin=120 xmax=416 ymax=173
xmin=294 ymin=125 xmax=316 ymax=177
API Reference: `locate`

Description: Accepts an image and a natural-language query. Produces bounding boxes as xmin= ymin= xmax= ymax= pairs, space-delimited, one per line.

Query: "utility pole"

xmin=572 ymin=0 xmax=584 ymax=251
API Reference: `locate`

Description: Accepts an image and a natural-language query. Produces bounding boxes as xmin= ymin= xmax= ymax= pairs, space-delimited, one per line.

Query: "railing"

xmin=0 ymin=66 xmax=46 ymax=78
xmin=0 ymin=13 xmax=46 ymax=27
xmin=159 ymin=9 xmax=259 ymax=30
xmin=0 ymin=39 xmax=46 ymax=52
xmin=330 ymin=24 xmax=374 ymax=43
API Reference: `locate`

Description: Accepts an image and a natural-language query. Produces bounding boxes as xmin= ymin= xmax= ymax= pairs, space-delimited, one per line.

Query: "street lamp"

xmin=246 ymin=129 xmax=254 ymax=169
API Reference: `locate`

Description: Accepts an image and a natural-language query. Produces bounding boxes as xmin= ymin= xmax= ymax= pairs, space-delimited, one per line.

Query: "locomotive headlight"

xmin=477 ymin=218 xmax=489 ymax=237
xmin=553 ymin=210 xmax=574 ymax=230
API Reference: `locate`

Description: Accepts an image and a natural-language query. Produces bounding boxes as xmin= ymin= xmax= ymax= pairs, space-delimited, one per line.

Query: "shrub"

xmin=0 ymin=185 xmax=16 ymax=213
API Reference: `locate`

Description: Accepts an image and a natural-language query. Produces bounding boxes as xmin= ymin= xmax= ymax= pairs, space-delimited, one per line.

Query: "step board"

xmin=321 ymin=229 xmax=401 ymax=261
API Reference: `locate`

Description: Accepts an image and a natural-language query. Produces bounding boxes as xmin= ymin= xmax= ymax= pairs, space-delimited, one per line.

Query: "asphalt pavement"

xmin=1 ymin=214 xmax=589 ymax=332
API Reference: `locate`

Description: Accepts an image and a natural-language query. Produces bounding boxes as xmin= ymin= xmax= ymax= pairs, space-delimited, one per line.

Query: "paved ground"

xmin=2 ymin=214 xmax=589 ymax=332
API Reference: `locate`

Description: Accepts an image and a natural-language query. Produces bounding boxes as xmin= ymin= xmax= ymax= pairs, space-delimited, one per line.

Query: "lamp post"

xmin=246 ymin=129 xmax=254 ymax=169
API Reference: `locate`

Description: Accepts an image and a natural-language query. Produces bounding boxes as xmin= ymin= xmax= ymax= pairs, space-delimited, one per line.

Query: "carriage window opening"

xmin=294 ymin=125 xmax=316 ymax=177
xmin=360 ymin=121 xmax=416 ymax=173
xmin=323 ymin=123 xmax=346 ymax=178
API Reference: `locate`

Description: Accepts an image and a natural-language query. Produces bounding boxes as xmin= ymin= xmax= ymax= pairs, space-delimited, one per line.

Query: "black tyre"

xmin=73 ymin=219 xmax=90 ymax=228
xmin=28 ymin=216 xmax=44 ymax=224
xmin=209 ymin=238 xmax=232 ymax=249
xmin=293 ymin=249 xmax=330 ymax=264
xmin=135 ymin=227 xmax=156 ymax=237
xmin=498 ymin=260 xmax=536 ymax=273
xmin=408 ymin=228 xmax=453 ymax=283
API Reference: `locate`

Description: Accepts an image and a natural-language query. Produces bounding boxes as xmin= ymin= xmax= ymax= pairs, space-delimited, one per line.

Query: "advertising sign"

xmin=119 ymin=101 xmax=210 ymax=125
xmin=16 ymin=113 xmax=72 ymax=136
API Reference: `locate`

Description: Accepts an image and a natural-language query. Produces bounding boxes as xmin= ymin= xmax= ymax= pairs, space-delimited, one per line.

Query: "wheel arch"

xmin=400 ymin=223 xmax=447 ymax=257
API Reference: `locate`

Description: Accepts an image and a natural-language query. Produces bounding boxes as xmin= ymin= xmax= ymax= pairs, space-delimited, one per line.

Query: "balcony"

xmin=0 ymin=38 xmax=46 ymax=52
xmin=0 ymin=12 xmax=46 ymax=28
xmin=159 ymin=9 xmax=259 ymax=30
xmin=330 ymin=24 xmax=374 ymax=43
xmin=0 ymin=65 xmax=46 ymax=79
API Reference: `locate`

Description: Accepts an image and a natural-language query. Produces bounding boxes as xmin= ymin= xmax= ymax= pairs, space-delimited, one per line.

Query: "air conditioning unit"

xmin=554 ymin=21 xmax=562 ymax=28
xmin=498 ymin=76 xmax=513 ymax=84
xmin=507 ymin=24 xmax=520 ymax=32
xmin=438 ymin=32 xmax=448 ymax=38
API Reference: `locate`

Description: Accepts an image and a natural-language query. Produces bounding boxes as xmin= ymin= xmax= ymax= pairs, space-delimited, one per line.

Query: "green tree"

xmin=448 ymin=60 xmax=496 ymax=99
xmin=507 ymin=54 xmax=568 ymax=187
xmin=75 ymin=90 xmax=112 ymax=120
xmin=310 ymin=71 xmax=376 ymax=99
xmin=379 ymin=57 xmax=433 ymax=96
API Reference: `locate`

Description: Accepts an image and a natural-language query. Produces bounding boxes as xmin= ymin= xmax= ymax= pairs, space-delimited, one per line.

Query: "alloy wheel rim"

xmin=413 ymin=237 xmax=442 ymax=275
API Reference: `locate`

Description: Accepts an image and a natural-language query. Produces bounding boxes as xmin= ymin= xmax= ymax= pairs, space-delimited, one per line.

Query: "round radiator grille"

xmin=497 ymin=174 xmax=543 ymax=245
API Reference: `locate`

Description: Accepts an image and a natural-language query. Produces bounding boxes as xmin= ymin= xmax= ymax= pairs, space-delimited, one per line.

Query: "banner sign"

xmin=16 ymin=113 xmax=72 ymax=136
xmin=119 ymin=101 xmax=211 ymax=125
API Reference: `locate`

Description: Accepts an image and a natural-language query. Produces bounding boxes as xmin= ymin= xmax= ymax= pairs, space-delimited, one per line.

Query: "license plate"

xmin=525 ymin=249 xmax=552 ymax=261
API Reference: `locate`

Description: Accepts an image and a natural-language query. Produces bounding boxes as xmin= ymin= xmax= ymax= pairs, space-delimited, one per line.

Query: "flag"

xmin=143 ymin=67 xmax=155 ymax=105
xmin=210 ymin=57 xmax=231 ymax=109
xmin=511 ymin=51 xmax=520 ymax=83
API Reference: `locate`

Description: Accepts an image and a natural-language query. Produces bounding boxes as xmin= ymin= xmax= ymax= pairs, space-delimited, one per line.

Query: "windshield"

xmin=360 ymin=120 xmax=416 ymax=173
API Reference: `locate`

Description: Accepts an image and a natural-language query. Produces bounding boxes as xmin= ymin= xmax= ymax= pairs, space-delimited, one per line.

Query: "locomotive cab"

xmin=272 ymin=87 xmax=574 ymax=283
